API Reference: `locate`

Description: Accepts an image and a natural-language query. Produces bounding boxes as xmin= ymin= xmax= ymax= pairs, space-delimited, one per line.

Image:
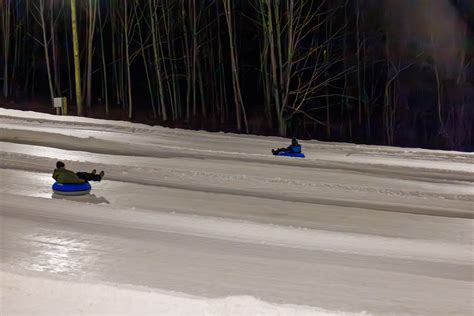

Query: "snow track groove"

xmin=1 ymin=193 xmax=472 ymax=270
xmin=1 ymin=153 xmax=472 ymax=219
xmin=1 ymin=125 xmax=473 ymax=183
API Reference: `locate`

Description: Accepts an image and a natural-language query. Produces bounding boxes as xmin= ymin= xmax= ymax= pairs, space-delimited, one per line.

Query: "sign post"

xmin=53 ymin=97 xmax=62 ymax=115
xmin=53 ymin=97 xmax=68 ymax=115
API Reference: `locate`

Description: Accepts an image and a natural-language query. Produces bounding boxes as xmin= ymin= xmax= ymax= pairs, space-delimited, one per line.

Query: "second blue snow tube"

xmin=52 ymin=182 xmax=91 ymax=196
xmin=277 ymin=152 xmax=305 ymax=158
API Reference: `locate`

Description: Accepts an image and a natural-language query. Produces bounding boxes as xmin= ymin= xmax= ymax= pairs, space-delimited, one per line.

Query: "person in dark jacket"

xmin=53 ymin=161 xmax=104 ymax=184
xmin=272 ymin=137 xmax=302 ymax=155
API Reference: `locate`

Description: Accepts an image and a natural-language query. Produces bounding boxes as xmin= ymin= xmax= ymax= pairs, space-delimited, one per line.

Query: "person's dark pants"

xmin=76 ymin=172 xmax=101 ymax=182
xmin=272 ymin=148 xmax=289 ymax=155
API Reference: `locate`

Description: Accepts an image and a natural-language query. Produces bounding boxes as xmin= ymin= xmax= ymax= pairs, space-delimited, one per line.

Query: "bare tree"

xmin=149 ymin=0 xmax=168 ymax=120
xmin=84 ymin=0 xmax=98 ymax=108
xmin=256 ymin=0 xmax=350 ymax=136
xmin=97 ymin=1 xmax=109 ymax=115
xmin=1 ymin=0 xmax=12 ymax=97
xmin=30 ymin=0 xmax=55 ymax=104
xmin=222 ymin=0 xmax=248 ymax=133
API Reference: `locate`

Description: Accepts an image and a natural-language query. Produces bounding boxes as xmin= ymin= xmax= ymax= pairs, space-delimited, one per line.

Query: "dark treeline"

xmin=1 ymin=0 xmax=473 ymax=150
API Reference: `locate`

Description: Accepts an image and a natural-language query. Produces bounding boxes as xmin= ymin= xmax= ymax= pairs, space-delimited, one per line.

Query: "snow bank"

xmin=1 ymin=271 xmax=369 ymax=316
xmin=0 ymin=108 xmax=159 ymax=131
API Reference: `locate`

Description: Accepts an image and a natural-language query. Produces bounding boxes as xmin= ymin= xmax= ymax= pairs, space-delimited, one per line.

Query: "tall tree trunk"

xmin=124 ymin=0 xmax=133 ymax=118
xmin=222 ymin=0 xmax=248 ymax=133
xmin=64 ymin=12 xmax=73 ymax=103
xmin=136 ymin=2 xmax=156 ymax=119
xmin=86 ymin=0 xmax=97 ymax=108
xmin=181 ymin=0 xmax=191 ymax=121
xmin=356 ymin=1 xmax=362 ymax=125
xmin=191 ymin=0 xmax=198 ymax=117
xmin=49 ymin=0 xmax=61 ymax=96
xmin=98 ymin=2 xmax=109 ymax=116
xmin=149 ymin=0 xmax=167 ymax=121
xmin=70 ymin=0 xmax=83 ymax=115
xmin=35 ymin=0 xmax=55 ymax=104
xmin=1 ymin=0 xmax=11 ymax=97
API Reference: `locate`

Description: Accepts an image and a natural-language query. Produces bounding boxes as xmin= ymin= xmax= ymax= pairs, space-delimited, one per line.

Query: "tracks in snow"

xmin=1 ymin=127 xmax=473 ymax=184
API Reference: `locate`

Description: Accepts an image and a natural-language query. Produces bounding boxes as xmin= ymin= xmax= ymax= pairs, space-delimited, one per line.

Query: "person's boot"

xmin=91 ymin=169 xmax=97 ymax=175
xmin=99 ymin=171 xmax=105 ymax=181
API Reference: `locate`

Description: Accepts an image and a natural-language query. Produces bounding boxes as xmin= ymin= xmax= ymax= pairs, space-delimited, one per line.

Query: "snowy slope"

xmin=0 ymin=108 xmax=473 ymax=315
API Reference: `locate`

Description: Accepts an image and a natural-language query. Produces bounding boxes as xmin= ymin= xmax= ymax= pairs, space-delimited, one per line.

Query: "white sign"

xmin=53 ymin=98 xmax=62 ymax=108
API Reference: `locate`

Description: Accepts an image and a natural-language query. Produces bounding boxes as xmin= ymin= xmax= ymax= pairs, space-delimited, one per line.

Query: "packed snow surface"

xmin=0 ymin=108 xmax=473 ymax=315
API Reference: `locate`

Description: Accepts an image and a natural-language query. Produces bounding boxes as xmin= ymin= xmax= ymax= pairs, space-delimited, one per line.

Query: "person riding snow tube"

xmin=272 ymin=137 xmax=305 ymax=158
xmin=52 ymin=161 xmax=104 ymax=195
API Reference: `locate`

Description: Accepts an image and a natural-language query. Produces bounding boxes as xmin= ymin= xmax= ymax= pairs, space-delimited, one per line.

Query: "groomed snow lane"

xmin=1 ymin=195 xmax=471 ymax=315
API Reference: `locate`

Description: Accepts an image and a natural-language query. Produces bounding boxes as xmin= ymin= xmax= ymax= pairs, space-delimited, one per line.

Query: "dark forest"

xmin=1 ymin=0 xmax=473 ymax=150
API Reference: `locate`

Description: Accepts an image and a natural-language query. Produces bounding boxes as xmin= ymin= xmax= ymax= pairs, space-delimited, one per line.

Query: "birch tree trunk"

xmin=70 ymin=0 xmax=83 ymax=115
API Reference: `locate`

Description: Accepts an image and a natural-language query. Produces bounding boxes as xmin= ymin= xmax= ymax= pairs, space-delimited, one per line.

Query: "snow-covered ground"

xmin=0 ymin=108 xmax=472 ymax=315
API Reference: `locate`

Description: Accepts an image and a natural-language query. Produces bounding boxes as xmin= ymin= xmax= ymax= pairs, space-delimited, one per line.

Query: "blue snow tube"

xmin=277 ymin=152 xmax=305 ymax=158
xmin=52 ymin=182 xmax=91 ymax=196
